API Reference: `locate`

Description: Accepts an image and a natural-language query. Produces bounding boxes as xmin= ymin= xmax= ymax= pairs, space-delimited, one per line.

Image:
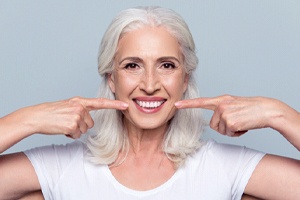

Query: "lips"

xmin=133 ymin=97 xmax=166 ymax=113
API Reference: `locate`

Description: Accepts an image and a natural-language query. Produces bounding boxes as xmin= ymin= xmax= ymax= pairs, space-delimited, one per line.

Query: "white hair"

xmin=87 ymin=6 xmax=204 ymax=167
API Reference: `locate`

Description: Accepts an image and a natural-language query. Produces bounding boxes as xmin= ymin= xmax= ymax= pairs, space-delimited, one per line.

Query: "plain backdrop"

xmin=1 ymin=0 xmax=299 ymax=159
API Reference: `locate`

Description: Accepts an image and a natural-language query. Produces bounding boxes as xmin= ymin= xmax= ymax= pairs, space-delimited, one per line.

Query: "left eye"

xmin=162 ymin=63 xmax=175 ymax=69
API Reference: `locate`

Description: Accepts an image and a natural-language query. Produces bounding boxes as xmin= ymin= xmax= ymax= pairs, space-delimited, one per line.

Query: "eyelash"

xmin=123 ymin=62 xmax=177 ymax=71
xmin=161 ymin=62 xmax=176 ymax=69
xmin=124 ymin=63 xmax=139 ymax=69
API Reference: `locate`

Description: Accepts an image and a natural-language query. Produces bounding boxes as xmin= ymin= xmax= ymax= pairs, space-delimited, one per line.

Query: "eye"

xmin=157 ymin=62 xmax=179 ymax=75
xmin=162 ymin=63 xmax=175 ymax=69
xmin=161 ymin=63 xmax=176 ymax=69
xmin=125 ymin=63 xmax=139 ymax=69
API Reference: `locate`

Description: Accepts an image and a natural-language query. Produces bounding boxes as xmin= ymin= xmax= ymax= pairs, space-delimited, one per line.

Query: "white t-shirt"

xmin=24 ymin=140 xmax=265 ymax=200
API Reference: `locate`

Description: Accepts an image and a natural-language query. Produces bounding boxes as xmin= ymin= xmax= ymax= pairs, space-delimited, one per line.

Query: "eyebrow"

xmin=118 ymin=56 xmax=181 ymax=65
xmin=157 ymin=56 xmax=181 ymax=64
xmin=118 ymin=57 xmax=143 ymax=65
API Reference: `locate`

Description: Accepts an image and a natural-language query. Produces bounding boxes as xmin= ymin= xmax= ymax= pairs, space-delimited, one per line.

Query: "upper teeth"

xmin=136 ymin=100 xmax=164 ymax=108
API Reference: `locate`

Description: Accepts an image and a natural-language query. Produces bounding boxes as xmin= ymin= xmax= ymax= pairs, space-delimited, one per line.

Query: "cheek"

xmin=114 ymin=74 xmax=139 ymax=99
xmin=164 ymin=76 xmax=186 ymax=97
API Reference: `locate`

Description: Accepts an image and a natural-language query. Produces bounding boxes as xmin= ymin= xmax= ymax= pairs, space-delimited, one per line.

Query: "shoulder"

xmin=187 ymin=139 xmax=265 ymax=176
xmin=24 ymin=140 xmax=88 ymax=168
xmin=25 ymin=140 xmax=86 ymax=154
xmin=195 ymin=139 xmax=264 ymax=160
xmin=181 ymin=140 xmax=265 ymax=199
xmin=23 ymin=140 xmax=94 ymax=199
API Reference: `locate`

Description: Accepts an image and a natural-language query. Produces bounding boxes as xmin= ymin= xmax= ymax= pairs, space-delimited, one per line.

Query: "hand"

xmin=23 ymin=97 xmax=128 ymax=139
xmin=175 ymin=95 xmax=282 ymax=137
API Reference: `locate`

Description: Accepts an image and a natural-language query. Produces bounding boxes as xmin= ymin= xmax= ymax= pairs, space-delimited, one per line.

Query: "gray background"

xmin=1 ymin=0 xmax=299 ymax=159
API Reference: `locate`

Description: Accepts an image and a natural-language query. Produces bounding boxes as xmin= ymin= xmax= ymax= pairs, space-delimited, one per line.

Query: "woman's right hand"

xmin=0 ymin=97 xmax=128 ymax=153
xmin=26 ymin=97 xmax=128 ymax=138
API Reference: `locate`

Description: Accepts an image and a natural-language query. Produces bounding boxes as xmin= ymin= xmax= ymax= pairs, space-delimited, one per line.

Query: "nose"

xmin=139 ymin=68 xmax=161 ymax=94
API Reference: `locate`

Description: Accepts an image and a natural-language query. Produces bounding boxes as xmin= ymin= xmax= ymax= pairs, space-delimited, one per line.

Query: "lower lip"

xmin=134 ymin=101 xmax=164 ymax=114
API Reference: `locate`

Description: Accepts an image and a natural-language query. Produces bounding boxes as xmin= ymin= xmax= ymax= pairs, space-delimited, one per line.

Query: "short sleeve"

xmin=24 ymin=141 xmax=85 ymax=200
xmin=205 ymin=140 xmax=265 ymax=199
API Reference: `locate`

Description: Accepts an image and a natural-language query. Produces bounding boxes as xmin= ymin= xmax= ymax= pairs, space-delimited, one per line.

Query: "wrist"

xmin=5 ymin=107 xmax=38 ymax=137
xmin=267 ymin=99 xmax=299 ymax=134
xmin=0 ymin=109 xmax=36 ymax=153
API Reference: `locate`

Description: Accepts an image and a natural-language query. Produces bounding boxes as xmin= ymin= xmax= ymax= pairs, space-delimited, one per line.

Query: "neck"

xmin=124 ymin=120 xmax=168 ymax=155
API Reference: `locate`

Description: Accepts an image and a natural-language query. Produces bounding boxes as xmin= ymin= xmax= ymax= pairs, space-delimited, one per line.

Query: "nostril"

xmin=138 ymin=69 xmax=161 ymax=94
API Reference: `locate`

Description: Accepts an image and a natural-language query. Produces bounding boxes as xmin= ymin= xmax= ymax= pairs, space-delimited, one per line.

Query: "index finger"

xmin=82 ymin=98 xmax=128 ymax=111
xmin=175 ymin=97 xmax=220 ymax=110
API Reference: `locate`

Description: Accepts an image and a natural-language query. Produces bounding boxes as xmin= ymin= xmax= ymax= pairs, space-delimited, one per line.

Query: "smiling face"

xmin=108 ymin=26 xmax=188 ymax=131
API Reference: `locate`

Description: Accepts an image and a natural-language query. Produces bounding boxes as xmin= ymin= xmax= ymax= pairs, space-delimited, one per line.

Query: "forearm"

xmin=0 ymin=97 xmax=117 ymax=153
xmin=269 ymin=104 xmax=300 ymax=151
xmin=0 ymin=107 xmax=36 ymax=153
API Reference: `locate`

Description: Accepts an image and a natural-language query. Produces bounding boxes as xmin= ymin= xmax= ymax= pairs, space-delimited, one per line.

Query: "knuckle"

xmin=68 ymin=96 xmax=83 ymax=105
xmin=87 ymin=120 xmax=94 ymax=129
xmin=71 ymin=96 xmax=82 ymax=101
xmin=218 ymin=103 xmax=227 ymax=112
xmin=70 ymin=133 xmax=80 ymax=139
xmin=220 ymin=95 xmax=236 ymax=105
xmin=222 ymin=94 xmax=234 ymax=100
xmin=74 ymin=105 xmax=85 ymax=113
xmin=81 ymin=127 xmax=88 ymax=134
xmin=227 ymin=121 xmax=240 ymax=132
xmin=67 ymin=121 xmax=79 ymax=132
xmin=209 ymin=121 xmax=218 ymax=132
xmin=226 ymin=130 xmax=234 ymax=136
xmin=72 ymin=114 xmax=82 ymax=122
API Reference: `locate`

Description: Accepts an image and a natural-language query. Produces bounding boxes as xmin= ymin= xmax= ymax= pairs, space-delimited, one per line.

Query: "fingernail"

xmin=174 ymin=101 xmax=181 ymax=107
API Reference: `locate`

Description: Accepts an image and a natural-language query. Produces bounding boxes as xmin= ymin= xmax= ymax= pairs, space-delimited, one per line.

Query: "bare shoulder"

xmin=0 ymin=152 xmax=41 ymax=199
xmin=245 ymin=154 xmax=300 ymax=199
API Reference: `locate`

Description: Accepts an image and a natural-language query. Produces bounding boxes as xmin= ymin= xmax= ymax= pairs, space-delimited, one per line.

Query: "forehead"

xmin=115 ymin=26 xmax=182 ymax=61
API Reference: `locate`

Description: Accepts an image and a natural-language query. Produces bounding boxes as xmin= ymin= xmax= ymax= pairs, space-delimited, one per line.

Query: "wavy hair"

xmin=87 ymin=6 xmax=204 ymax=167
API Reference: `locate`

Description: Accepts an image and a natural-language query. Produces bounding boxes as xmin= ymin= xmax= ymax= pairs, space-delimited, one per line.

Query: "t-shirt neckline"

xmin=103 ymin=164 xmax=183 ymax=197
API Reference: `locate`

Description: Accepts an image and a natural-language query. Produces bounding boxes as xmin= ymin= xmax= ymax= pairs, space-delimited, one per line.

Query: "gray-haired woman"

xmin=1 ymin=6 xmax=299 ymax=200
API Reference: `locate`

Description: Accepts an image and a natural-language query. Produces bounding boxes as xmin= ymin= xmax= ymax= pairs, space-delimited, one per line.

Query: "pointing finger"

xmin=80 ymin=98 xmax=128 ymax=111
xmin=175 ymin=97 xmax=221 ymax=110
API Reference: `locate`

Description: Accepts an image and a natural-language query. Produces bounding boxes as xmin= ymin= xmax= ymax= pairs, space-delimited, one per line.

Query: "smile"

xmin=135 ymin=100 xmax=165 ymax=109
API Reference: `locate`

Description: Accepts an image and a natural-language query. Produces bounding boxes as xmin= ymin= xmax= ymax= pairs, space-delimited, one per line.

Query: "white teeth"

xmin=136 ymin=100 xmax=164 ymax=108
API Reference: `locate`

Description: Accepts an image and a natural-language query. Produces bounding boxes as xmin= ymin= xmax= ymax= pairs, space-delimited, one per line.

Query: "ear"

xmin=183 ymin=74 xmax=189 ymax=93
xmin=107 ymin=73 xmax=116 ymax=93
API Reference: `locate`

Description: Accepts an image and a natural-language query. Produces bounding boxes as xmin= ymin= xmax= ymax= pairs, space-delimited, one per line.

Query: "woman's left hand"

xmin=175 ymin=95 xmax=298 ymax=137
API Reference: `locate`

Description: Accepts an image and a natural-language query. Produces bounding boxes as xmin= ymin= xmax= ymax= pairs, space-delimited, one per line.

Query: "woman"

xmin=0 ymin=6 xmax=299 ymax=200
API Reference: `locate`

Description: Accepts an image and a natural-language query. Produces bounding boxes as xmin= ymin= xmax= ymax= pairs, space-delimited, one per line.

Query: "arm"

xmin=245 ymin=154 xmax=300 ymax=199
xmin=175 ymin=95 xmax=300 ymax=199
xmin=0 ymin=97 xmax=128 ymax=199
xmin=265 ymin=98 xmax=300 ymax=151
xmin=175 ymin=95 xmax=300 ymax=150
xmin=0 ymin=97 xmax=128 ymax=153
xmin=0 ymin=153 xmax=41 ymax=199
xmin=19 ymin=190 xmax=44 ymax=200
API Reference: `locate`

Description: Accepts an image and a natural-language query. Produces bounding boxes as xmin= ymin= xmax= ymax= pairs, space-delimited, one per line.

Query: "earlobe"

xmin=183 ymin=74 xmax=189 ymax=92
xmin=107 ymin=73 xmax=116 ymax=93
